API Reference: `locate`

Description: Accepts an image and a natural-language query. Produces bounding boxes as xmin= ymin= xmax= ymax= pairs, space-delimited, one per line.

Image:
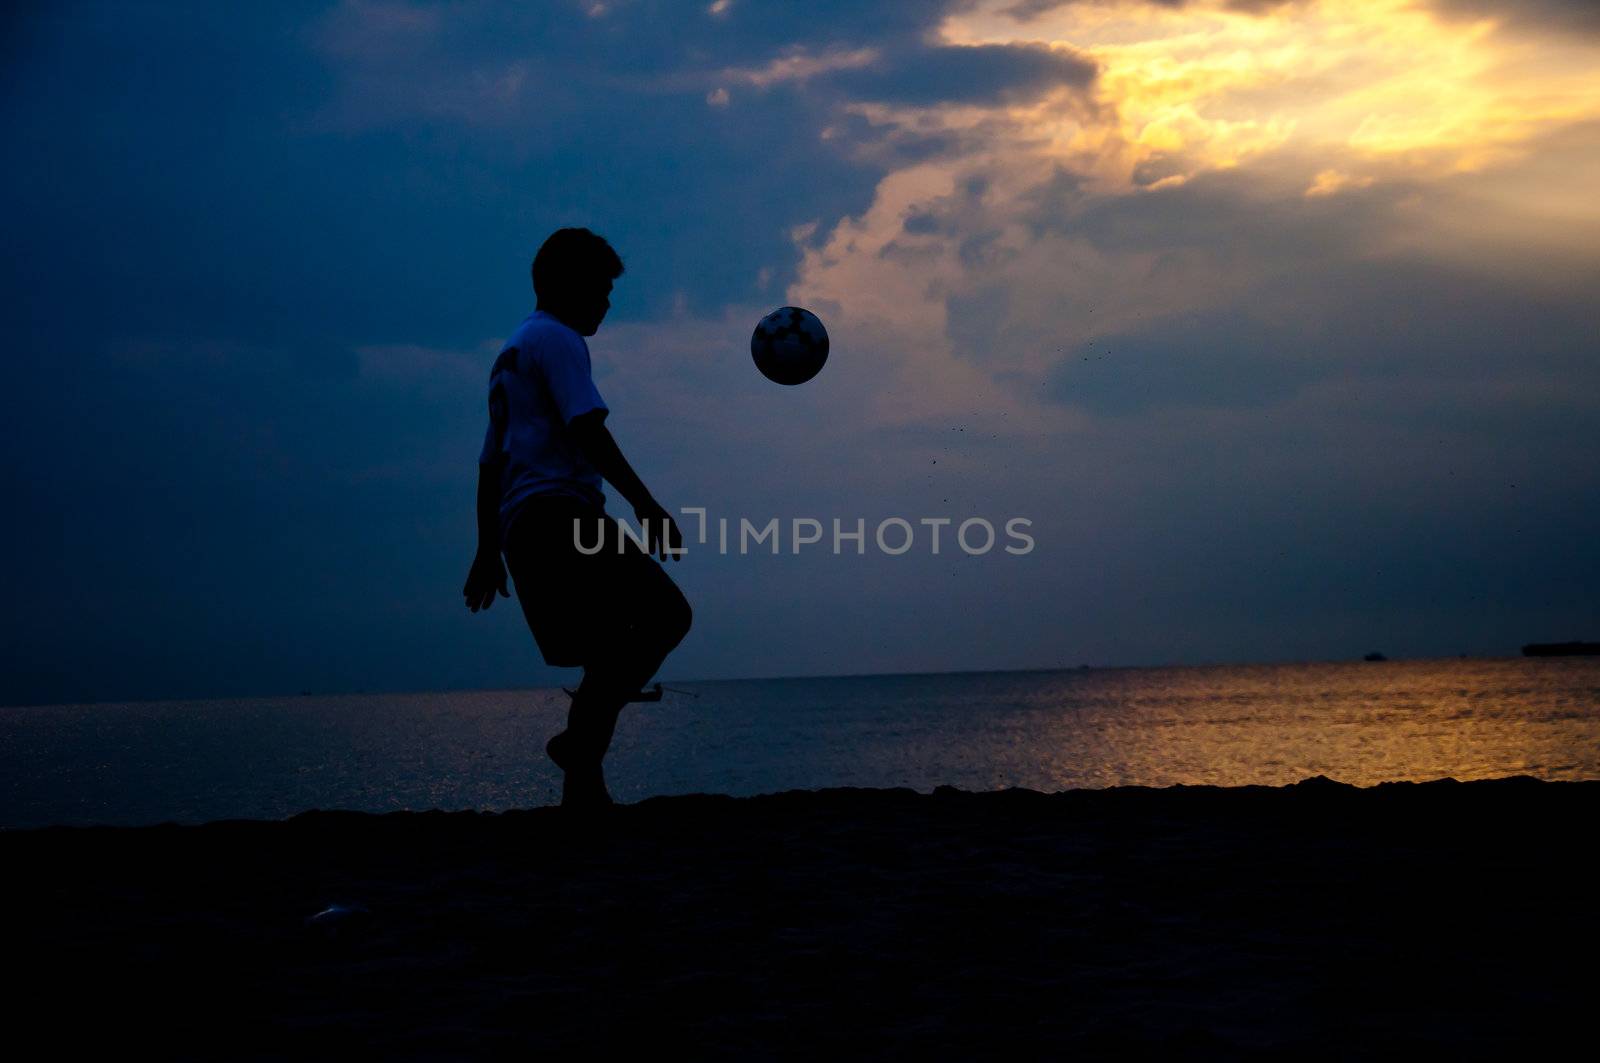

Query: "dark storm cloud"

xmin=1431 ymin=0 xmax=1600 ymax=34
xmin=1043 ymin=260 xmax=1600 ymax=416
xmin=1 ymin=0 xmax=1002 ymax=355
xmin=830 ymin=42 xmax=1096 ymax=105
xmin=827 ymin=110 xmax=970 ymax=166
xmin=1024 ymin=163 xmax=1404 ymax=259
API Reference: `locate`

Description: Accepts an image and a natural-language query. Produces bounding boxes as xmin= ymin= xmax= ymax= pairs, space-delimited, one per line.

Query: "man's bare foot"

xmin=560 ymin=765 xmax=614 ymax=808
xmin=547 ymin=731 xmax=613 ymax=808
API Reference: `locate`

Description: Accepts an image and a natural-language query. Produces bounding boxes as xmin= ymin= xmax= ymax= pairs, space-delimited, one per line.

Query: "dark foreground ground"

xmin=4 ymin=777 xmax=1593 ymax=1059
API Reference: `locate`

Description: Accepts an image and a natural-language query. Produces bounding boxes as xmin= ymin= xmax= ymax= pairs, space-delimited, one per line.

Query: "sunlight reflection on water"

xmin=2 ymin=657 xmax=1596 ymax=826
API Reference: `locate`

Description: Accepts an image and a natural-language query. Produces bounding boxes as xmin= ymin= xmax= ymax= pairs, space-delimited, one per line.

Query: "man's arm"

xmin=568 ymin=411 xmax=651 ymax=511
xmin=569 ymin=411 xmax=684 ymax=561
xmin=463 ymin=459 xmax=510 ymax=612
xmin=475 ymin=459 xmax=504 ymax=555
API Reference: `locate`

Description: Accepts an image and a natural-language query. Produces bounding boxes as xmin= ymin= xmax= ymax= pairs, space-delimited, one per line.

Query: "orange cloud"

xmin=781 ymin=0 xmax=1600 ymax=431
xmin=937 ymin=0 xmax=1600 ymax=188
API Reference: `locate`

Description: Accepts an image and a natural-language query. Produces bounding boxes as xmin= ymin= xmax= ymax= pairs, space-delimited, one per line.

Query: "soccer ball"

xmin=751 ymin=306 xmax=829 ymax=385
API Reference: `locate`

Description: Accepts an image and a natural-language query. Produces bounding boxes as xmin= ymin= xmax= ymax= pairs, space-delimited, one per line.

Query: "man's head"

xmin=532 ymin=227 xmax=624 ymax=336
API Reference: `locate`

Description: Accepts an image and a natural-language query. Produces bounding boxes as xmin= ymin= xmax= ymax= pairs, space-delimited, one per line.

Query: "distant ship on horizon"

xmin=1521 ymin=641 xmax=1600 ymax=657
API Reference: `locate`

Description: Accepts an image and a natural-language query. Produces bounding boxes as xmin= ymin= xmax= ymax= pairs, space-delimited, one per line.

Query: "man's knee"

xmin=615 ymin=567 xmax=691 ymax=657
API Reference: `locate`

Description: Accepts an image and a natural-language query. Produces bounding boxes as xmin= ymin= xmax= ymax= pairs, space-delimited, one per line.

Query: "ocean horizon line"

xmin=1 ymin=651 xmax=1565 ymax=712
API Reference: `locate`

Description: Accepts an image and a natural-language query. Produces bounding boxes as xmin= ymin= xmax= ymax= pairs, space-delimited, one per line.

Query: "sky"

xmin=3 ymin=0 xmax=1597 ymax=705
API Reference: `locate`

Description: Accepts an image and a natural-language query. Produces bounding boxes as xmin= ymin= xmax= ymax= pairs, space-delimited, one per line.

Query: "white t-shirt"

xmin=479 ymin=309 xmax=609 ymax=542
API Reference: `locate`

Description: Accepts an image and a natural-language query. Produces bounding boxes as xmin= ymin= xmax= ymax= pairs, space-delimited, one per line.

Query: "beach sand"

xmin=4 ymin=777 xmax=1591 ymax=1058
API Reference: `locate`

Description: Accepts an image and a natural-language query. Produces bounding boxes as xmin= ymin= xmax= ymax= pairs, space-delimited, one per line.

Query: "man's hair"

xmin=531 ymin=227 xmax=625 ymax=302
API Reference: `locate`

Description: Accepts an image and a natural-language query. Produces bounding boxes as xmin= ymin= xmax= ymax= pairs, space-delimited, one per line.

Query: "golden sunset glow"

xmin=783 ymin=0 xmax=1600 ymax=438
xmin=937 ymin=0 xmax=1600 ymax=193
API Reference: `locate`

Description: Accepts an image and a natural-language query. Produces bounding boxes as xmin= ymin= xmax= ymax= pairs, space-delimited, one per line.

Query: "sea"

xmin=3 ymin=657 xmax=1597 ymax=829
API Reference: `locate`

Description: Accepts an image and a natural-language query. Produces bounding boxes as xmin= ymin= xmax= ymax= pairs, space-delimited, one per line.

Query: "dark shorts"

xmin=502 ymin=494 xmax=687 ymax=669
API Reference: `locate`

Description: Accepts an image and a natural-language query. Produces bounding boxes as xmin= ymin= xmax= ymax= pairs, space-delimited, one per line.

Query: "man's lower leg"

xmin=545 ymin=678 xmax=632 ymax=806
xmin=545 ymin=619 xmax=685 ymax=805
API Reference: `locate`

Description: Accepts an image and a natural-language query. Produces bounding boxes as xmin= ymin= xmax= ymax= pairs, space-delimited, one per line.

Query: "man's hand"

xmin=463 ymin=550 xmax=510 ymax=612
xmin=634 ymin=499 xmax=685 ymax=562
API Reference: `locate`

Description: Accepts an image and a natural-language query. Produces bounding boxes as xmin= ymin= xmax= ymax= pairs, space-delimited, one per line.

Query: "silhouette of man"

xmin=463 ymin=227 xmax=690 ymax=808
